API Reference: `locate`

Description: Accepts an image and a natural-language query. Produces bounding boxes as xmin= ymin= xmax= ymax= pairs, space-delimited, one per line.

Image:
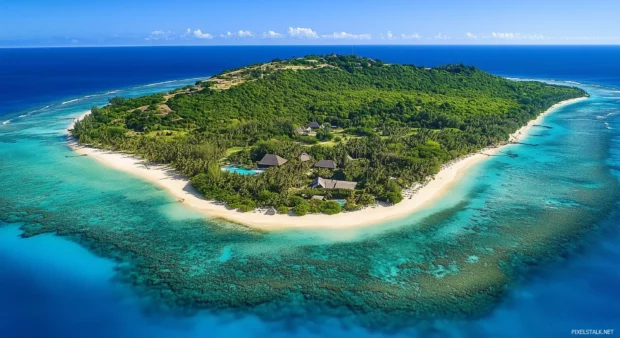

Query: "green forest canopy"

xmin=71 ymin=54 xmax=587 ymax=215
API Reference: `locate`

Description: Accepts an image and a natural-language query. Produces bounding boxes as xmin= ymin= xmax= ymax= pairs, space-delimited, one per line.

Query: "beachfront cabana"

xmin=265 ymin=207 xmax=277 ymax=215
xmin=258 ymin=154 xmax=288 ymax=168
xmin=313 ymin=159 xmax=337 ymax=170
xmin=299 ymin=153 xmax=312 ymax=162
xmin=311 ymin=177 xmax=357 ymax=190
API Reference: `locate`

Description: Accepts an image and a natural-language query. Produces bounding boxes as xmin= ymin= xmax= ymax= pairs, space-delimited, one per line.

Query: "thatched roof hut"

xmin=314 ymin=159 xmax=337 ymax=169
xmin=308 ymin=121 xmax=321 ymax=129
xmin=299 ymin=153 xmax=312 ymax=162
xmin=311 ymin=177 xmax=357 ymax=190
xmin=258 ymin=154 xmax=288 ymax=168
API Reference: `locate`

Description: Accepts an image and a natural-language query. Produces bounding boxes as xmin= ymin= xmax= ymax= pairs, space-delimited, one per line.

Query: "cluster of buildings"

xmin=235 ymin=121 xmax=358 ymax=192
xmin=257 ymin=153 xmax=357 ymax=190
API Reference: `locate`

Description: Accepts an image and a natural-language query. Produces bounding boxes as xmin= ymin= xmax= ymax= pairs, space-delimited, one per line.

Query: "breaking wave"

xmin=61 ymin=98 xmax=81 ymax=105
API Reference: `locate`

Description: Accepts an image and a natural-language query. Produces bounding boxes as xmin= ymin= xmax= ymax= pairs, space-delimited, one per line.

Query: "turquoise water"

xmin=1 ymin=47 xmax=620 ymax=337
xmin=334 ymin=199 xmax=346 ymax=207
xmin=2 ymin=77 xmax=618 ymax=336
xmin=223 ymin=166 xmax=263 ymax=175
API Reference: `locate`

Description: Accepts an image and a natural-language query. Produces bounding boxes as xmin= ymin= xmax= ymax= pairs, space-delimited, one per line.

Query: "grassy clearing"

xmin=225 ymin=146 xmax=246 ymax=156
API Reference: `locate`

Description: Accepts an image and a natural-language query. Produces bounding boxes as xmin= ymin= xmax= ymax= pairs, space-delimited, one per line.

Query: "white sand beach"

xmin=67 ymin=97 xmax=587 ymax=230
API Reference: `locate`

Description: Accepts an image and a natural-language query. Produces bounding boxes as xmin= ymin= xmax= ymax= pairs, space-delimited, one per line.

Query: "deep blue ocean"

xmin=1 ymin=46 xmax=619 ymax=338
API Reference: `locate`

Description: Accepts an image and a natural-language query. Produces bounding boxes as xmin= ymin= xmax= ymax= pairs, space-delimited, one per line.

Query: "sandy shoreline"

xmin=67 ymin=97 xmax=587 ymax=230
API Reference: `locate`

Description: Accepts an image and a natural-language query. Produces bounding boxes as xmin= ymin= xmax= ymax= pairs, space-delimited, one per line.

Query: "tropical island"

xmin=70 ymin=54 xmax=586 ymax=224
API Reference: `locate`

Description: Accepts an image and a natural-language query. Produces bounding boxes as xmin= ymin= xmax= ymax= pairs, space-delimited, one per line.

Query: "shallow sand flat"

xmin=67 ymin=97 xmax=588 ymax=230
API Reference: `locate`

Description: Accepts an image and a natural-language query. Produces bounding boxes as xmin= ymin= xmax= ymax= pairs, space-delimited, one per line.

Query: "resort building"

xmin=311 ymin=177 xmax=358 ymax=190
xmin=258 ymin=154 xmax=288 ymax=168
xmin=314 ymin=159 xmax=337 ymax=169
xmin=299 ymin=153 xmax=312 ymax=162
xmin=295 ymin=126 xmax=311 ymax=135
xmin=265 ymin=207 xmax=277 ymax=215
xmin=308 ymin=121 xmax=321 ymax=130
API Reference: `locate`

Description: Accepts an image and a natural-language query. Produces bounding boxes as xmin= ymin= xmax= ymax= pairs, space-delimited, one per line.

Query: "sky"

xmin=1 ymin=0 xmax=619 ymax=47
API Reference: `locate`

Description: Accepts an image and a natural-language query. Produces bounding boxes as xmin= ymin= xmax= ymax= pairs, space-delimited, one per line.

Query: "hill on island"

xmin=71 ymin=54 xmax=586 ymax=215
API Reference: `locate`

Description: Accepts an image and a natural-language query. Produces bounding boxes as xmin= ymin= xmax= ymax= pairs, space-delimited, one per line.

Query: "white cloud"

xmin=288 ymin=27 xmax=318 ymax=38
xmin=193 ymin=29 xmax=213 ymax=39
xmin=237 ymin=30 xmax=253 ymax=38
xmin=491 ymin=32 xmax=544 ymax=40
xmin=263 ymin=30 xmax=284 ymax=38
xmin=492 ymin=32 xmax=517 ymax=39
xmin=219 ymin=30 xmax=253 ymax=38
xmin=220 ymin=31 xmax=234 ymax=38
xmin=146 ymin=30 xmax=174 ymax=41
xmin=465 ymin=32 xmax=478 ymax=40
xmin=321 ymin=32 xmax=372 ymax=40
xmin=433 ymin=32 xmax=449 ymax=40
xmin=401 ymin=33 xmax=421 ymax=40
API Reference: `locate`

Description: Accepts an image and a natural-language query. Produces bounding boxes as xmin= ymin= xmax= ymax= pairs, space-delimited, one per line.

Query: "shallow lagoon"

xmin=2 ymin=79 xmax=618 ymax=333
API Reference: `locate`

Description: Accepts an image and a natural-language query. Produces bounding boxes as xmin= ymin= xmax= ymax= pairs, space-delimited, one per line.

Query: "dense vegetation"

xmin=71 ymin=55 xmax=586 ymax=215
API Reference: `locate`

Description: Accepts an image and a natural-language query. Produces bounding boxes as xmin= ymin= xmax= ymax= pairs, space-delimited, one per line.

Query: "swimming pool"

xmin=222 ymin=166 xmax=263 ymax=175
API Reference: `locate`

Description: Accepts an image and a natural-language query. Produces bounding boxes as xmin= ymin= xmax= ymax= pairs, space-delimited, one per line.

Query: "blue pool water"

xmin=334 ymin=199 xmax=346 ymax=207
xmin=223 ymin=166 xmax=263 ymax=175
xmin=1 ymin=46 xmax=619 ymax=338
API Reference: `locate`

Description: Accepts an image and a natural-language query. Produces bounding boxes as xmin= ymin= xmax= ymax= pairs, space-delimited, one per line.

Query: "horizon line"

xmin=2 ymin=43 xmax=620 ymax=49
